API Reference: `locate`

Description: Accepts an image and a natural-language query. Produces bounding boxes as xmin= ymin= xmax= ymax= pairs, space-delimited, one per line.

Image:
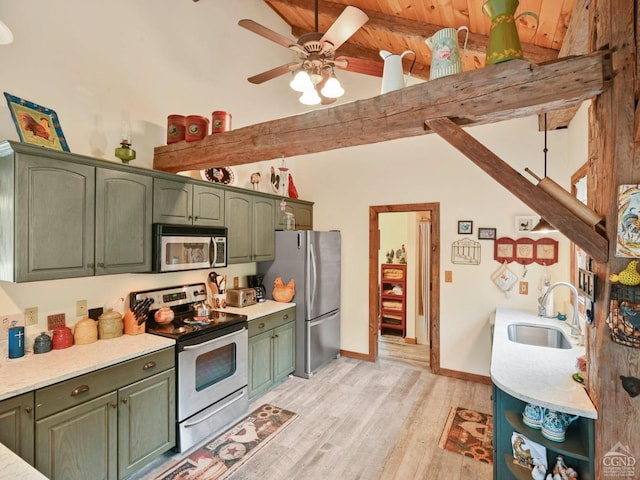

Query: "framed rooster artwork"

xmin=4 ymin=92 xmax=69 ymax=151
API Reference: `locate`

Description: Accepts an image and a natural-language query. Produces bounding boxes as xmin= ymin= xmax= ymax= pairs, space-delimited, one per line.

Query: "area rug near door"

xmin=153 ymin=405 xmax=297 ymax=480
xmin=438 ymin=406 xmax=494 ymax=464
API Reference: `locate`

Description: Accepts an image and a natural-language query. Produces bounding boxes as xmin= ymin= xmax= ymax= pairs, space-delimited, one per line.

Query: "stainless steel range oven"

xmin=131 ymin=283 xmax=248 ymax=452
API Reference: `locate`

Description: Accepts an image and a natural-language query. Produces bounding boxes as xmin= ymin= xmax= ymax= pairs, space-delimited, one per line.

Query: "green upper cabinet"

xmin=275 ymin=199 xmax=314 ymax=231
xmin=153 ymin=178 xmax=224 ymax=226
xmin=14 ymin=153 xmax=96 ymax=282
xmin=225 ymin=191 xmax=275 ymax=264
xmin=95 ymin=169 xmax=153 ymax=275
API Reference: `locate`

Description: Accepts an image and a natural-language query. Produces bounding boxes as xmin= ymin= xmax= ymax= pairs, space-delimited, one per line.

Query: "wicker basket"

xmin=608 ymin=284 xmax=640 ymax=348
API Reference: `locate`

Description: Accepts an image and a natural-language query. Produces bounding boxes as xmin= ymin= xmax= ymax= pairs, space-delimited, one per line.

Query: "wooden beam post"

xmin=425 ymin=117 xmax=608 ymax=263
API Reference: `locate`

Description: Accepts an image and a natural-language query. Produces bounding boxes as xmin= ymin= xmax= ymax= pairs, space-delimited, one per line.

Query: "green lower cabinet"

xmin=248 ymin=308 xmax=295 ymax=401
xmin=0 ymin=392 xmax=35 ymax=465
xmin=493 ymin=384 xmax=595 ymax=480
xmin=36 ymin=392 xmax=118 ymax=480
xmin=118 ymin=370 xmax=175 ymax=479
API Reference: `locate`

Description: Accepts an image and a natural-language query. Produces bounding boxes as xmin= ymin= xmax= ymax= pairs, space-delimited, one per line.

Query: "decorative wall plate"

xmin=200 ymin=167 xmax=235 ymax=185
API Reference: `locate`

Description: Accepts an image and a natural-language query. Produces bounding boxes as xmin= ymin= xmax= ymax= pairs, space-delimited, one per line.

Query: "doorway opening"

xmin=368 ymin=203 xmax=440 ymax=372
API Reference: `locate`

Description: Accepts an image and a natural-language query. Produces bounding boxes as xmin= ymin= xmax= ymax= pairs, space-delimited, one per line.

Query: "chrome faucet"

xmin=538 ymin=281 xmax=583 ymax=340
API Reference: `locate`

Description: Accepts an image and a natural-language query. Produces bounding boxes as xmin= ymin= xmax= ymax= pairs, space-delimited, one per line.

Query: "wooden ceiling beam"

xmin=426 ymin=117 xmax=608 ymax=262
xmin=154 ymin=51 xmax=611 ymax=175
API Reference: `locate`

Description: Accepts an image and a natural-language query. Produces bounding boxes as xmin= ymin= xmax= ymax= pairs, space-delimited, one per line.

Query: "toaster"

xmin=226 ymin=288 xmax=257 ymax=308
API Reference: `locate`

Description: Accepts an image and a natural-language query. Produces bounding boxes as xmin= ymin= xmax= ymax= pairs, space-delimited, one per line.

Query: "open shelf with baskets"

xmin=380 ymin=263 xmax=407 ymax=337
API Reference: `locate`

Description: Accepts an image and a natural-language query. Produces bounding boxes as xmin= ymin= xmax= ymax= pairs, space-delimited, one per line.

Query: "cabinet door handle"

xmin=258 ymin=323 xmax=265 ymax=329
xmin=194 ymin=216 xmax=199 ymax=221
xmin=24 ymin=406 xmax=33 ymax=414
xmin=121 ymin=398 xmax=128 ymax=404
xmin=274 ymin=334 xmax=279 ymax=338
xmin=143 ymin=361 xmax=157 ymax=370
xmin=70 ymin=385 xmax=90 ymax=397
xmin=283 ymin=314 xmax=289 ymax=320
xmin=110 ymin=402 xmax=117 ymax=409
xmin=97 ymin=262 xmax=105 ymax=268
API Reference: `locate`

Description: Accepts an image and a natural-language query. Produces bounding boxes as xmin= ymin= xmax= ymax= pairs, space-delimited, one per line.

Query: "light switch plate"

xmin=519 ymin=281 xmax=529 ymax=295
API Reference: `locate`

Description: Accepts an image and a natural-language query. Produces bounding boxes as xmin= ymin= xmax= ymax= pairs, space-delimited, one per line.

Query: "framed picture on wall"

xmin=514 ymin=215 xmax=537 ymax=233
xmin=3 ymin=92 xmax=70 ymax=151
xmin=458 ymin=220 xmax=473 ymax=234
xmin=478 ymin=228 xmax=497 ymax=240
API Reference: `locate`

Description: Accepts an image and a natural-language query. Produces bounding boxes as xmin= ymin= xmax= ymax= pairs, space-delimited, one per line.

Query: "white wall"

xmin=0 ymin=1 xmax=586 ymax=377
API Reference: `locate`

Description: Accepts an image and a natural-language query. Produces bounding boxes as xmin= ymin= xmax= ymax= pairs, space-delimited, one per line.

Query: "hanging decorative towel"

xmin=491 ymin=261 xmax=518 ymax=293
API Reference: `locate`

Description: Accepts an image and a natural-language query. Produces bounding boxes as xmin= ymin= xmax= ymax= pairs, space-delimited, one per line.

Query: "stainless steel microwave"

xmin=152 ymin=224 xmax=227 ymax=272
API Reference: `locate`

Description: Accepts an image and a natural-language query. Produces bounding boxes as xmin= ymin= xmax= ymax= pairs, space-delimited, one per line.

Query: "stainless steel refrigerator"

xmin=258 ymin=230 xmax=341 ymax=378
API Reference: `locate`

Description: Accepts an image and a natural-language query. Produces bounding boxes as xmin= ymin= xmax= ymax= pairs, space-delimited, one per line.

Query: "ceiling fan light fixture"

xmin=299 ymin=88 xmax=321 ymax=106
xmin=290 ymin=69 xmax=313 ymax=92
xmin=321 ymin=75 xmax=344 ymax=98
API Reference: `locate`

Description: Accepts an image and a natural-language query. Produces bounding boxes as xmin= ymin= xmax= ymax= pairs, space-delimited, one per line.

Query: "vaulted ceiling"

xmin=262 ymin=0 xmax=586 ymax=83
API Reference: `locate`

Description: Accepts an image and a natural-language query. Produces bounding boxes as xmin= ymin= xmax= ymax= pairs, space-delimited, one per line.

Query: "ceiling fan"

xmin=238 ymin=2 xmax=382 ymax=105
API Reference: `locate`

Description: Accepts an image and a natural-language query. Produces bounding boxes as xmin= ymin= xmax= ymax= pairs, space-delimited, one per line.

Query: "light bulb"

xmin=321 ymin=76 xmax=344 ymax=98
xmin=299 ymin=89 xmax=321 ymax=105
xmin=290 ymin=70 xmax=313 ymax=92
xmin=0 ymin=20 xmax=13 ymax=45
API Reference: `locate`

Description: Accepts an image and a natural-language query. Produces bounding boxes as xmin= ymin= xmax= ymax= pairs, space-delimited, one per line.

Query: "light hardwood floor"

xmin=139 ymin=341 xmax=493 ymax=480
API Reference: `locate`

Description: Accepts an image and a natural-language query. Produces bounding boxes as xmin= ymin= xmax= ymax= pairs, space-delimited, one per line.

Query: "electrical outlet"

xmin=24 ymin=307 xmax=38 ymax=326
xmin=76 ymin=300 xmax=88 ymax=317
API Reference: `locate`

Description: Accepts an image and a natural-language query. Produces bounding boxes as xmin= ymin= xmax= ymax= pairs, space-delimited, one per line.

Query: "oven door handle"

xmin=182 ymin=327 xmax=247 ymax=350
xmin=183 ymin=388 xmax=247 ymax=428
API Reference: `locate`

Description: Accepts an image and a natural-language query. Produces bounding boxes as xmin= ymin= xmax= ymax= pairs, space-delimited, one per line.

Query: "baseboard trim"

xmin=404 ymin=337 xmax=417 ymax=344
xmin=438 ymin=368 xmax=492 ymax=385
xmin=340 ymin=349 xmax=371 ymax=361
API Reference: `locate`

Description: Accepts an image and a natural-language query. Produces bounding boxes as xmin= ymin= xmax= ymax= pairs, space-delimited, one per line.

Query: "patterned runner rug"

xmin=438 ymin=406 xmax=494 ymax=464
xmin=153 ymin=404 xmax=297 ymax=480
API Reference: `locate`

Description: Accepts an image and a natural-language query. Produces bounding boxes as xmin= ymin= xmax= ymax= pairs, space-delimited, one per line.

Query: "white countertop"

xmin=0 ymin=333 xmax=175 ymax=401
xmin=214 ymin=299 xmax=295 ymax=320
xmin=0 ymin=443 xmax=46 ymax=480
xmin=491 ymin=307 xmax=597 ymax=419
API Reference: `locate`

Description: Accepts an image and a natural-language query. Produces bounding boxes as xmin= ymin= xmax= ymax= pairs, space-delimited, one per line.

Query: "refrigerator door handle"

xmin=309 ymin=240 xmax=317 ymax=307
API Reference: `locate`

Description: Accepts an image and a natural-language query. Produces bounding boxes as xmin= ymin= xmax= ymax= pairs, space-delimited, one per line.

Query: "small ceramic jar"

xmin=33 ymin=332 xmax=53 ymax=354
xmin=98 ymin=309 xmax=123 ymax=339
xmin=185 ymin=115 xmax=209 ymax=142
xmin=167 ymin=114 xmax=186 ymax=144
xmin=522 ymin=403 xmax=545 ymax=430
xmin=74 ymin=317 xmax=98 ymax=345
xmin=52 ymin=326 xmax=74 ymax=349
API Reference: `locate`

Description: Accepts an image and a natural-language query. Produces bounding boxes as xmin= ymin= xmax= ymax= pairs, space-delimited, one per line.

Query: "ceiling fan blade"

xmin=334 ymin=56 xmax=384 ymax=77
xmin=238 ymin=19 xmax=307 ymax=55
xmin=319 ymin=6 xmax=368 ymax=52
xmin=248 ymin=62 xmax=299 ymax=84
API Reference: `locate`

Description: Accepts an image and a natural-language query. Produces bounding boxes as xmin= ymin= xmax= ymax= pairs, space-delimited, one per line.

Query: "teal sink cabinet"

xmin=491 ymin=308 xmax=597 ymax=480
xmin=33 ymin=348 xmax=175 ymax=480
xmin=0 ymin=141 xmax=153 ymax=282
xmin=153 ymin=177 xmax=224 ymax=226
xmin=0 ymin=392 xmax=35 ymax=465
xmin=493 ymin=384 xmax=595 ymax=480
xmin=225 ymin=190 xmax=276 ymax=264
xmin=248 ymin=306 xmax=296 ymax=401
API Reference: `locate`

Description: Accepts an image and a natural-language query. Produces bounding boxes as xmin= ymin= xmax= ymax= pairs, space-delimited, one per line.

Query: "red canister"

xmin=211 ymin=111 xmax=232 ymax=133
xmin=52 ymin=325 xmax=74 ymax=349
xmin=185 ymin=115 xmax=210 ymax=142
xmin=166 ymin=114 xmax=186 ymax=144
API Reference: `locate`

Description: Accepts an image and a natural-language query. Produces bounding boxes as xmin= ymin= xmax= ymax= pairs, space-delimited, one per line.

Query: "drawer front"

xmin=35 ymin=348 xmax=174 ymax=419
xmin=248 ymin=307 xmax=295 ymax=337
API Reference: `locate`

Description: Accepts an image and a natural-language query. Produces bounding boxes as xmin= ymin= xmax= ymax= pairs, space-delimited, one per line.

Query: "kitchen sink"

xmin=507 ymin=323 xmax=572 ymax=349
